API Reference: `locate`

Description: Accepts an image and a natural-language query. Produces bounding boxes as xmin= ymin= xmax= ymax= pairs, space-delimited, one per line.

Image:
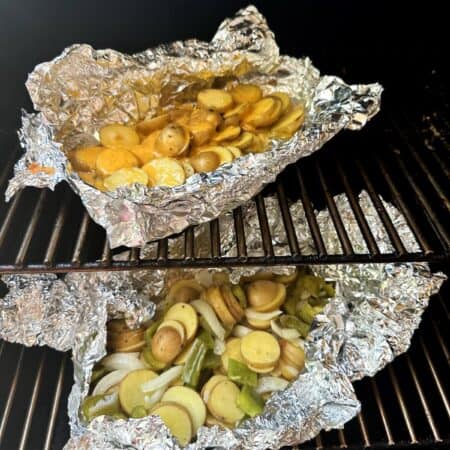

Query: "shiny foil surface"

xmin=0 ymin=190 xmax=445 ymax=450
xmin=5 ymin=6 xmax=382 ymax=248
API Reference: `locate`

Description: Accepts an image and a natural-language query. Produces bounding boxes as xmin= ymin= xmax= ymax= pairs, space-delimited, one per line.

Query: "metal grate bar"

xmin=337 ymin=429 xmax=347 ymax=447
xmin=315 ymin=162 xmax=353 ymax=255
xmin=356 ymin=412 xmax=371 ymax=447
xmin=71 ymin=211 xmax=90 ymax=265
xmin=0 ymin=191 xmax=23 ymax=250
xmin=255 ymin=194 xmax=274 ymax=257
xmin=233 ymin=207 xmax=247 ymax=259
xmin=430 ymin=318 xmax=449 ymax=363
xmin=0 ymin=149 xmax=19 ymax=189
xmin=295 ymin=166 xmax=327 ymax=256
xmin=370 ymin=378 xmax=394 ymax=445
xmin=276 ymin=181 xmax=300 ymax=255
xmin=101 ymin=238 xmax=112 ymax=266
xmin=210 ymin=219 xmax=221 ymax=258
xmin=314 ymin=434 xmax=323 ymax=449
xmin=157 ymin=238 xmax=168 ymax=261
xmin=184 ymin=227 xmax=195 ymax=260
xmin=129 ymin=247 xmax=140 ymax=264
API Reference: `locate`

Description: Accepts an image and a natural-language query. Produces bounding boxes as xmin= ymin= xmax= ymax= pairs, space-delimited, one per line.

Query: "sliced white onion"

xmin=213 ymin=338 xmax=226 ymax=355
xmin=191 ymin=299 xmax=226 ymax=340
xmin=288 ymin=338 xmax=305 ymax=349
xmin=141 ymin=365 xmax=184 ymax=393
xmin=101 ymin=352 xmax=147 ymax=371
xmin=245 ymin=308 xmax=282 ymax=321
xmin=256 ymin=376 xmax=289 ymax=395
xmin=232 ymin=324 xmax=252 ymax=338
xmin=270 ymin=319 xmax=300 ymax=340
xmin=93 ymin=369 xmax=131 ymax=395
xmin=143 ymin=387 xmax=165 ymax=409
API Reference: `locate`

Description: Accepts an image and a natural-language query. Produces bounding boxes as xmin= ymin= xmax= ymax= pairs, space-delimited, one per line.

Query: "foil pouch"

xmin=0 ymin=191 xmax=445 ymax=449
xmin=5 ymin=5 xmax=382 ymax=248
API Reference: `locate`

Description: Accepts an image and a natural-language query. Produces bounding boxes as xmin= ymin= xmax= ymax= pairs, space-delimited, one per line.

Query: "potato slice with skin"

xmin=221 ymin=338 xmax=244 ymax=373
xmin=151 ymin=402 xmax=193 ymax=446
xmin=206 ymin=286 xmax=236 ymax=327
xmin=166 ymin=279 xmax=204 ymax=304
xmin=280 ymin=339 xmax=305 ymax=370
xmin=230 ymin=84 xmax=262 ymax=104
xmin=246 ymin=281 xmax=286 ymax=312
xmin=174 ymin=339 xmax=196 ymax=365
xmin=206 ymin=414 xmax=232 ymax=429
xmin=143 ymin=158 xmax=185 ymax=187
xmin=248 ymin=132 xmax=270 ymax=153
xmin=207 ymin=380 xmax=244 ymax=424
xmin=190 ymin=151 xmax=221 ymax=173
xmin=162 ymin=386 xmax=206 ymax=432
xmin=241 ymin=331 xmax=280 ymax=369
xmin=190 ymin=108 xmax=222 ymax=129
xmin=192 ymin=147 xmax=234 ymax=166
xmin=279 ymin=359 xmax=300 ymax=381
xmin=99 ymin=124 xmax=140 ymax=149
xmin=271 ymin=92 xmax=291 ymax=113
xmin=169 ymin=109 xmax=191 ymax=127
xmin=246 ymin=317 xmax=271 ymax=330
xmin=270 ymin=104 xmax=305 ymax=139
xmin=78 ymin=171 xmax=98 ymax=189
xmin=103 ymin=168 xmax=148 ymax=191
xmin=223 ymin=102 xmax=251 ymax=119
xmin=180 ymin=159 xmax=195 ymax=179
xmin=72 ymin=146 xmax=104 ymax=172
xmin=136 ymin=113 xmax=170 ymax=136
xmin=114 ymin=341 xmax=145 ymax=352
xmin=118 ymin=369 xmax=158 ymax=414
xmin=197 ymin=89 xmax=233 ymax=113
xmin=96 ymin=148 xmax=138 ymax=176
xmin=227 ymin=147 xmax=242 ymax=159
xmin=188 ymin=120 xmax=216 ymax=146
xmin=212 ymin=126 xmax=241 ymax=143
xmin=228 ymin=131 xmax=253 ymax=150
xmin=164 ymin=303 xmax=198 ymax=341
xmin=242 ymin=97 xmax=282 ymax=128
xmin=129 ymin=143 xmax=158 ymax=166
xmin=155 ymin=124 xmax=190 ymax=157
xmin=220 ymin=285 xmax=244 ymax=322
xmin=247 ymin=362 xmax=275 ymax=374
xmin=157 ymin=320 xmax=186 ymax=343
xmin=201 ymin=375 xmax=228 ymax=403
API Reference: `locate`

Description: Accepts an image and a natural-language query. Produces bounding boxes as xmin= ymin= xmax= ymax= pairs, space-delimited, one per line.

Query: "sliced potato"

xmin=143 ymin=158 xmax=185 ymax=187
xmin=151 ymin=401 xmax=193 ymax=446
xmin=99 ymin=124 xmax=140 ymax=149
xmin=271 ymin=92 xmax=291 ymax=113
xmin=207 ymin=380 xmax=244 ymax=424
xmin=246 ymin=281 xmax=286 ymax=312
xmin=96 ymin=148 xmax=139 ymax=176
xmin=230 ymin=84 xmax=262 ymax=104
xmin=279 ymin=359 xmax=300 ymax=381
xmin=242 ymin=97 xmax=282 ymax=128
xmin=193 ymin=146 xmax=234 ymax=166
xmin=227 ymin=147 xmax=242 ymax=159
xmin=174 ymin=339 xmax=196 ymax=365
xmin=180 ymin=159 xmax=195 ymax=179
xmin=190 ymin=108 xmax=222 ymax=129
xmin=241 ymin=331 xmax=280 ymax=369
xmin=164 ymin=303 xmax=199 ymax=341
xmin=197 ymin=89 xmax=233 ymax=113
xmin=157 ymin=320 xmax=186 ymax=343
xmin=155 ymin=124 xmax=190 ymax=157
xmin=72 ymin=146 xmax=104 ymax=172
xmin=188 ymin=120 xmax=216 ymax=146
xmin=103 ymin=168 xmax=148 ymax=191
xmin=280 ymin=339 xmax=305 ymax=370
xmin=114 ymin=341 xmax=145 ymax=352
xmin=220 ymin=285 xmax=244 ymax=322
xmin=223 ymin=102 xmax=251 ymax=120
xmin=118 ymin=369 xmax=158 ymax=414
xmin=190 ymin=151 xmax=221 ymax=173
xmin=129 ymin=143 xmax=157 ymax=166
xmin=246 ymin=317 xmax=271 ymax=330
xmin=201 ymin=375 xmax=228 ymax=403
xmin=247 ymin=362 xmax=275 ymax=374
xmin=248 ymin=132 xmax=270 ymax=153
xmin=205 ymin=414 xmax=232 ymax=428
xmin=212 ymin=126 xmax=241 ymax=143
xmin=107 ymin=319 xmax=132 ymax=334
xmin=228 ymin=131 xmax=253 ymax=150
xmin=162 ymin=386 xmax=206 ymax=432
xmin=221 ymin=338 xmax=244 ymax=373
xmin=205 ymin=286 xmax=236 ymax=327
xmin=169 ymin=109 xmax=191 ymax=127
xmin=136 ymin=113 xmax=170 ymax=136
xmin=166 ymin=279 xmax=204 ymax=304
xmin=270 ymin=104 xmax=305 ymax=139
xmin=151 ymin=326 xmax=183 ymax=364
xmin=78 ymin=171 xmax=99 ymax=189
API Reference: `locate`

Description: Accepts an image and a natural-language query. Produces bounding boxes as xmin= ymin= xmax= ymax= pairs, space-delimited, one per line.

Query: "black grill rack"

xmin=0 ymin=90 xmax=449 ymax=273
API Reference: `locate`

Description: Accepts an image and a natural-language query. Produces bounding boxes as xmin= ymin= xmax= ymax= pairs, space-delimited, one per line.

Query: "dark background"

xmin=0 ymin=0 xmax=447 ymax=138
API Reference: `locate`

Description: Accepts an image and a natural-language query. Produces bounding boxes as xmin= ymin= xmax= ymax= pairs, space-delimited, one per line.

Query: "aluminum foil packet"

xmin=5 ymin=5 xmax=382 ymax=248
xmin=0 ymin=191 xmax=445 ymax=450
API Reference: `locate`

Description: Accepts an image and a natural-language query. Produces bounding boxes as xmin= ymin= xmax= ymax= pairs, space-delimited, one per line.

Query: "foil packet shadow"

xmin=5 ymin=5 xmax=382 ymax=248
xmin=0 ymin=190 xmax=445 ymax=450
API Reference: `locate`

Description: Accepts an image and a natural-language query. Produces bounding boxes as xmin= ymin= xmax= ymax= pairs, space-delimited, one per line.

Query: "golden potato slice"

xmin=197 ymin=89 xmax=233 ymax=113
xmin=187 ymin=121 xmax=216 ymax=147
xmin=246 ymin=317 xmax=271 ymax=330
xmin=129 ymin=144 xmax=156 ymax=166
xmin=221 ymin=337 xmax=244 ymax=372
xmin=227 ymin=147 xmax=242 ymax=159
xmin=118 ymin=369 xmax=158 ymax=414
xmin=201 ymin=375 xmax=228 ymax=403
xmin=157 ymin=320 xmax=186 ymax=343
xmin=78 ymin=171 xmax=97 ymax=188
xmin=99 ymin=124 xmax=140 ymax=149
xmin=193 ymin=146 xmax=234 ymax=166
xmin=151 ymin=402 xmax=193 ymax=446
xmin=179 ymin=159 xmax=195 ymax=179
xmin=207 ymin=380 xmax=244 ymax=424
xmin=279 ymin=360 xmax=300 ymax=381
xmin=220 ymin=285 xmax=244 ymax=322
xmin=72 ymin=146 xmax=104 ymax=172
xmin=103 ymin=168 xmax=148 ymax=191
xmin=96 ymin=148 xmax=139 ymax=176
xmin=136 ymin=113 xmax=170 ymax=136
xmin=246 ymin=281 xmax=286 ymax=312
xmin=242 ymin=97 xmax=282 ymax=128
xmin=223 ymin=102 xmax=251 ymax=120
xmin=270 ymin=104 xmax=305 ymax=139
xmin=107 ymin=319 xmax=131 ymax=333
xmin=190 ymin=151 xmax=221 ymax=173
xmin=205 ymin=414 xmax=232 ymax=429
xmin=241 ymin=331 xmax=280 ymax=369
xmin=228 ymin=131 xmax=253 ymax=150
xmin=230 ymin=84 xmax=262 ymax=104
xmin=162 ymin=386 xmax=206 ymax=433
xmin=247 ymin=362 xmax=275 ymax=374
xmin=280 ymin=339 xmax=305 ymax=370
xmin=271 ymin=92 xmax=291 ymax=113
xmin=151 ymin=326 xmax=183 ymax=364
xmin=205 ymin=286 xmax=236 ymax=327
xmin=115 ymin=341 xmax=146 ymax=352
xmin=166 ymin=279 xmax=204 ymax=304
xmin=190 ymin=109 xmax=222 ymax=129
xmin=169 ymin=109 xmax=191 ymax=127
xmin=212 ymin=126 xmax=241 ymax=143
xmin=248 ymin=132 xmax=270 ymax=153
xmin=174 ymin=339 xmax=196 ymax=365
xmin=143 ymin=158 xmax=185 ymax=187
xmin=155 ymin=124 xmax=190 ymax=157
xmin=164 ymin=303 xmax=199 ymax=341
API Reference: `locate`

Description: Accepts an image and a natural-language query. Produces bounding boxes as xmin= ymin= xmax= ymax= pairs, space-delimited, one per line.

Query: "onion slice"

xmin=93 ymin=369 xmax=131 ymax=395
xmin=245 ymin=308 xmax=282 ymax=321
xmin=232 ymin=324 xmax=252 ymax=338
xmin=270 ymin=319 xmax=300 ymax=340
xmin=256 ymin=376 xmax=289 ymax=395
xmin=144 ymin=387 xmax=165 ymax=409
xmin=191 ymin=299 xmax=226 ymax=340
xmin=141 ymin=365 xmax=184 ymax=393
xmin=101 ymin=352 xmax=147 ymax=371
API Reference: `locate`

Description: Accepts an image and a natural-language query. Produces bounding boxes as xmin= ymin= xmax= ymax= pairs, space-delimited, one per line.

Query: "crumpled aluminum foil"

xmin=5 ymin=5 xmax=382 ymax=248
xmin=0 ymin=190 xmax=445 ymax=450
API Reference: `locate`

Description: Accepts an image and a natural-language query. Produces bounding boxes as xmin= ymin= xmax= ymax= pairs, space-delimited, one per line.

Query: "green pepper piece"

xmin=81 ymin=392 xmax=121 ymax=422
xmin=284 ymin=292 xmax=298 ymax=316
xmin=279 ymin=314 xmax=311 ymax=338
xmin=322 ymin=281 xmax=335 ymax=298
xmin=203 ymin=351 xmax=221 ymax=370
xmin=298 ymin=275 xmax=321 ymax=300
xmin=130 ymin=405 xmax=148 ymax=418
xmin=182 ymin=339 xmax=208 ymax=388
xmin=144 ymin=319 xmax=162 ymax=346
xmin=198 ymin=329 xmax=215 ymax=350
xmin=231 ymin=285 xmax=247 ymax=308
xmin=141 ymin=347 xmax=167 ymax=371
xmin=236 ymin=385 xmax=265 ymax=417
xmin=227 ymin=359 xmax=258 ymax=387
xmin=296 ymin=300 xmax=317 ymax=325
xmin=91 ymin=365 xmax=108 ymax=386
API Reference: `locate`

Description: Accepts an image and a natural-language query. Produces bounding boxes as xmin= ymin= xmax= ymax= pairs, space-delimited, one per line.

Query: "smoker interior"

xmin=0 ymin=1 xmax=449 ymax=448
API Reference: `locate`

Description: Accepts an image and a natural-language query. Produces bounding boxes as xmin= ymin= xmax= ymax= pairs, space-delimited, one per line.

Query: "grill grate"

xmin=0 ymin=275 xmax=448 ymax=450
xmin=0 ymin=96 xmax=449 ymax=273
